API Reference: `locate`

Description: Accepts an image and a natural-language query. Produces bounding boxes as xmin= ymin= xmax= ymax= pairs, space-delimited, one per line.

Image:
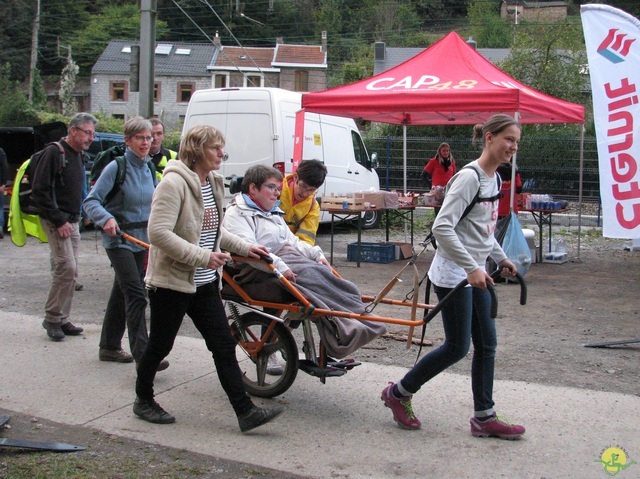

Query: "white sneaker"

xmin=266 ymin=354 xmax=284 ymax=376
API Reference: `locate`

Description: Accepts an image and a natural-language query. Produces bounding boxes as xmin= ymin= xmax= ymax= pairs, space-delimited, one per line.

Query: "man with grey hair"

xmin=33 ymin=112 xmax=98 ymax=341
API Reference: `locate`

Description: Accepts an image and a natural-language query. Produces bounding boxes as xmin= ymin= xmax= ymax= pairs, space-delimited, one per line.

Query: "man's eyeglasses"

xmin=262 ymin=183 xmax=282 ymax=193
xmin=75 ymin=126 xmax=95 ymax=138
xmin=133 ymin=135 xmax=153 ymax=142
xmin=295 ymin=180 xmax=317 ymax=195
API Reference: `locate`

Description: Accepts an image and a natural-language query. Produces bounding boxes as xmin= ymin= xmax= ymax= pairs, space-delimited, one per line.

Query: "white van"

xmin=182 ymin=87 xmax=381 ymax=227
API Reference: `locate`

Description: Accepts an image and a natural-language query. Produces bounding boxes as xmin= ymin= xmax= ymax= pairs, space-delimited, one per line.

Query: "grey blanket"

xmin=234 ymin=244 xmax=386 ymax=358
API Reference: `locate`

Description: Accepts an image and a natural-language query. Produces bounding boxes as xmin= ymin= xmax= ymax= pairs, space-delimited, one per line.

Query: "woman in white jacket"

xmin=133 ymin=125 xmax=283 ymax=433
xmin=222 ymin=165 xmax=386 ymax=361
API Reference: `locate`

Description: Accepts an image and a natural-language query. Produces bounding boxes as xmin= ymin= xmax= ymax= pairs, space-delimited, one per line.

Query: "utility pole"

xmin=28 ymin=0 xmax=41 ymax=102
xmin=139 ymin=0 xmax=157 ymax=118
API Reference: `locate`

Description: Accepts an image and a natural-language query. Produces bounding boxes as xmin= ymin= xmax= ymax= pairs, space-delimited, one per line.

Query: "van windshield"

xmin=351 ymin=131 xmax=371 ymax=170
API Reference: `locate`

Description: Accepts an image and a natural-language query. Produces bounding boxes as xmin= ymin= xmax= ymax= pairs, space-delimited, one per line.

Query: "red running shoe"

xmin=470 ymin=415 xmax=525 ymax=440
xmin=381 ymin=382 xmax=421 ymax=430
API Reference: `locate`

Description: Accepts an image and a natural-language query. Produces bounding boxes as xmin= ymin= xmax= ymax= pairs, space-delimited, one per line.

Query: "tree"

xmin=69 ymin=4 xmax=168 ymax=76
xmin=29 ymin=69 xmax=48 ymax=110
xmin=0 ymin=0 xmax=35 ymax=81
xmin=59 ymin=55 xmax=79 ymax=116
xmin=573 ymin=0 xmax=640 ymax=18
xmin=0 ymin=63 xmax=39 ymax=126
xmin=467 ymin=0 xmax=511 ymax=48
xmin=499 ymin=19 xmax=587 ymax=105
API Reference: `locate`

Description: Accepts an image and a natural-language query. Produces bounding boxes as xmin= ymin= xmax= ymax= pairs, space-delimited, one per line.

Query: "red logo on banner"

xmin=597 ymin=29 xmax=636 ymax=64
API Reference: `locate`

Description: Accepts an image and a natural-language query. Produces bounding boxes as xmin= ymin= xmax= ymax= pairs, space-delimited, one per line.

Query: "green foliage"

xmin=29 ymin=69 xmax=48 ymax=110
xmin=163 ymin=127 xmax=182 ymax=152
xmin=468 ymin=0 xmax=512 ymax=48
xmin=313 ymin=0 xmax=345 ymax=37
xmin=69 ymin=4 xmax=169 ymax=76
xmin=500 ymin=19 xmax=587 ymax=105
xmin=38 ymin=111 xmax=71 ymax=125
xmin=0 ymin=0 xmax=34 ymax=81
xmin=92 ymin=114 xmax=125 ymax=134
xmin=59 ymin=59 xmax=79 ymax=116
xmin=339 ymin=43 xmax=374 ymax=85
xmin=0 ymin=63 xmax=40 ymax=126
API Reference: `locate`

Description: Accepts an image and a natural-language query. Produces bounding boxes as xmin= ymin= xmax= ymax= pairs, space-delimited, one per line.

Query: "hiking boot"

xmin=381 ymin=382 xmax=421 ymax=430
xmin=42 ymin=320 xmax=65 ymax=341
xmin=99 ymin=348 xmax=134 ymax=363
xmin=136 ymin=359 xmax=170 ymax=372
xmin=61 ymin=322 xmax=83 ymax=336
xmin=266 ymin=354 xmax=284 ymax=376
xmin=133 ymin=397 xmax=176 ymax=424
xmin=470 ymin=415 xmax=525 ymax=440
xmin=238 ymin=405 xmax=284 ymax=433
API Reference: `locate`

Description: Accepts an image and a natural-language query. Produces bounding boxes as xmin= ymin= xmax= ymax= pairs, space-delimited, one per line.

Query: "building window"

xmin=178 ymin=82 xmax=195 ymax=102
xmin=214 ymin=74 xmax=228 ymax=88
xmin=244 ymin=75 xmax=263 ymax=87
xmin=110 ymin=81 xmax=128 ymax=102
xmin=113 ymin=114 xmax=125 ymax=121
xmin=294 ymin=71 xmax=309 ymax=92
xmin=154 ymin=83 xmax=161 ymax=102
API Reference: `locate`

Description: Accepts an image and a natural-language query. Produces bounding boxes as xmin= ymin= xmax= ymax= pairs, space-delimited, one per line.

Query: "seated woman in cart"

xmin=222 ymin=165 xmax=386 ymax=363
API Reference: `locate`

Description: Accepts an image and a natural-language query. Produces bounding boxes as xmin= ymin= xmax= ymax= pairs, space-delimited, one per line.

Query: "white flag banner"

xmin=581 ymin=4 xmax=640 ymax=238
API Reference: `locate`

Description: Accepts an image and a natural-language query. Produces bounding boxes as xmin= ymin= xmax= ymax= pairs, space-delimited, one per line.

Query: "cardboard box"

xmin=419 ymin=193 xmax=442 ymax=206
xmin=355 ymin=191 xmax=399 ymax=209
xmin=398 ymin=194 xmax=419 ymax=206
xmin=386 ymin=242 xmax=413 ymax=260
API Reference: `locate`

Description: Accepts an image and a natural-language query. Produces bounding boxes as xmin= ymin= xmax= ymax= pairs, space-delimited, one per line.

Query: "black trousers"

xmin=135 ymin=282 xmax=253 ymax=417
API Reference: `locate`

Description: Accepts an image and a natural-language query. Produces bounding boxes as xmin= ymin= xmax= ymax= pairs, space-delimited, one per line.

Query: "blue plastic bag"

xmin=500 ymin=213 xmax=532 ymax=276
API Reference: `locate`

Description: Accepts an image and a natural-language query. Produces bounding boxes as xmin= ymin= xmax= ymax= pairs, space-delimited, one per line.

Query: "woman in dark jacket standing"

xmin=84 ymin=117 xmax=167 ymax=370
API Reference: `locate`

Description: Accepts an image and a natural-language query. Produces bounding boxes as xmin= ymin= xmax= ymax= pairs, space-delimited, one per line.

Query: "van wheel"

xmin=361 ymin=210 xmax=381 ymax=229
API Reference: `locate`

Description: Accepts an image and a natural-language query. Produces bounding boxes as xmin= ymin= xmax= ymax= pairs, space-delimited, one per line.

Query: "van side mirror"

xmin=370 ymin=152 xmax=379 ymax=169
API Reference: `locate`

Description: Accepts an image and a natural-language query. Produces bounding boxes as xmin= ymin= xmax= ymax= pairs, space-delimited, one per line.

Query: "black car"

xmin=1 ymin=124 xmax=124 ymax=231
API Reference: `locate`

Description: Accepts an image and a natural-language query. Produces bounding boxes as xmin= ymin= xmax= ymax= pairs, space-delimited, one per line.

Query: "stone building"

xmin=91 ymin=34 xmax=327 ymax=129
xmin=500 ymin=1 xmax=568 ymax=24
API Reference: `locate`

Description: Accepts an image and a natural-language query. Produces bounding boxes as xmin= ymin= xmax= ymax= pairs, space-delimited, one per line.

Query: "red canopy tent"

xmin=297 ymin=31 xmax=587 ymax=257
xmin=301 ymin=31 xmax=584 ymax=125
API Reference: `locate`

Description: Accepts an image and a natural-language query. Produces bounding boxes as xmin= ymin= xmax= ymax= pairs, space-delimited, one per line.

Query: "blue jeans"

xmin=135 ymin=282 xmax=253 ymax=416
xmin=100 ymin=248 xmax=149 ymax=360
xmin=400 ymin=285 xmax=497 ymax=415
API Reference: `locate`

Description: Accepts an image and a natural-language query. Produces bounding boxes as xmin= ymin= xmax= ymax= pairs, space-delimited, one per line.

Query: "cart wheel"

xmin=231 ymin=312 xmax=298 ymax=398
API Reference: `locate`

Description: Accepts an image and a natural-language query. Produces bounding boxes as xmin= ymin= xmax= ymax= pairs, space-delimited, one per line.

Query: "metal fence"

xmin=364 ymin=135 xmax=600 ymax=203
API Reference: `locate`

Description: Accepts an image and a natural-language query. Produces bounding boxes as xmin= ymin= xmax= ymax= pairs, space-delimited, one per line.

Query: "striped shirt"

xmin=194 ymin=179 xmax=219 ymax=286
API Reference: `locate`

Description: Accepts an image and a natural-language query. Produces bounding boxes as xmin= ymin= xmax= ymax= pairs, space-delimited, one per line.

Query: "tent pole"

xmin=403 ymin=122 xmax=408 ymax=194
xmin=577 ymin=125 xmax=585 ymax=261
xmin=510 ymin=113 xmax=520 ymax=211
xmin=403 ymin=122 xmax=408 ymax=241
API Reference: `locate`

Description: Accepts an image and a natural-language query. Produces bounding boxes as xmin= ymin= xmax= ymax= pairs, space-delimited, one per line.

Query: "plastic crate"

xmin=347 ymin=242 xmax=396 ymax=263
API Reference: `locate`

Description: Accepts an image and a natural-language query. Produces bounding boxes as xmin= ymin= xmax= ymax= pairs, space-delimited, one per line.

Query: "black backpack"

xmin=89 ymin=145 xmax=156 ymax=205
xmin=19 ymin=142 xmax=66 ymax=215
xmin=458 ymin=164 xmax=502 ymax=220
